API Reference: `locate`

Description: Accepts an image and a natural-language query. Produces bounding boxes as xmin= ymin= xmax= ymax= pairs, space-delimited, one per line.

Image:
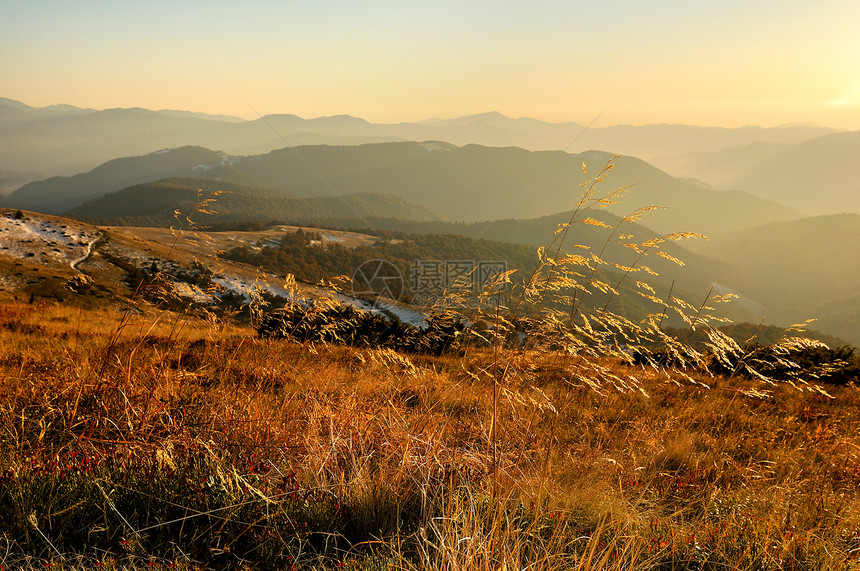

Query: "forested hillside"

xmin=9 ymin=142 xmax=802 ymax=236
xmin=67 ymin=177 xmax=442 ymax=226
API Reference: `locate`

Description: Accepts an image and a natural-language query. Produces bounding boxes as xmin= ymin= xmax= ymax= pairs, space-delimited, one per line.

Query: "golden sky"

xmin=3 ymin=0 xmax=859 ymax=129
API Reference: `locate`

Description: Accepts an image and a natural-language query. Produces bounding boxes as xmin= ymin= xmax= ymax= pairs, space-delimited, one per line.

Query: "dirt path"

xmin=70 ymin=231 xmax=105 ymax=272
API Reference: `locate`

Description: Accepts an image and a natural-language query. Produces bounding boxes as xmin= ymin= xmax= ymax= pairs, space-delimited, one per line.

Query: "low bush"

xmin=256 ymin=301 xmax=468 ymax=356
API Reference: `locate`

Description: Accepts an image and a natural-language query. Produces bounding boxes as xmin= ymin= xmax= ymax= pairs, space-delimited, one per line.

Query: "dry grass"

xmin=1 ymin=298 xmax=860 ymax=570
xmin=2 ymin=159 xmax=858 ymax=569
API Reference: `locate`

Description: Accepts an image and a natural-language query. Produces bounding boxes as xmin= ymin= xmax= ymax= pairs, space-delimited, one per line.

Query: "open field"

xmin=2 ymin=297 xmax=860 ymax=569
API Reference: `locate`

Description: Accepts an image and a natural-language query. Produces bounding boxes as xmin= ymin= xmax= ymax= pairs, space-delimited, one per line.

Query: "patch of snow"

xmin=0 ymin=213 xmax=99 ymax=268
xmin=192 ymin=164 xmax=213 ymax=172
xmin=333 ymin=293 xmax=429 ymax=329
xmin=218 ymin=153 xmax=239 ymax=167
xmin=211 ymin=273 xmax=299 ymax=304
xmin=382 ymin=304 xmax=428 ymax=328
xmin=0 ymin=274 xmax=20 ymax=289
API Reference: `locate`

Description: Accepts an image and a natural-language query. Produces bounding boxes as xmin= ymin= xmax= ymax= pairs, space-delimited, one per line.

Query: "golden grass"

xmin=1 ymin=158 xmax=856 ymax=568
xmin=2 ymin=298 xmax=860 ymax=569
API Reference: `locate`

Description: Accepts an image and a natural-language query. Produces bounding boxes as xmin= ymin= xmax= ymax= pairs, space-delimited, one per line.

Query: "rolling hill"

xmin=9 ymin=146 xmax=228 ymax=213
xmin=66 ymin=177 xmax=443 ymax=227
xmin=10 ymin=142 xmax=803 ymax=236
xmin=300 ymin=210 xmax=763 ymax=326
xmin=68 ymin=177 xmax=766 ymax=326
xmin=725 ymin=130 xmax=860 ymax=215
xmin=305 ymin=211 xmax=732 ymax=295
xmin=650 ymin=142 xmax=791 ymax=189
xmin=0 ymin=168 xmax=50 ymax=197
xmin=700 ymin=213 xmax=860 ymax=345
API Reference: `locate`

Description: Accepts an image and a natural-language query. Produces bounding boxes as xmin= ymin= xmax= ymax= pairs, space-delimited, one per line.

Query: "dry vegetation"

xmin=2 ymin=160 xmax=860 ymax=570
xmin=1 ymin=296 xmax=860 ymax=570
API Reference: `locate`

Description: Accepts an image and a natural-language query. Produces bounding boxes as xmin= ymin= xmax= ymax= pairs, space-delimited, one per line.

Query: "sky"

xmin=2 ymin=0 xmax=859 ymax=129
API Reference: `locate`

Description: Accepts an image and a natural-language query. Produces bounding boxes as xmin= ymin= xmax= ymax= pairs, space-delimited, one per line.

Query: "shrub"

xmin=256 ymin=301 xmax=468 ymax=356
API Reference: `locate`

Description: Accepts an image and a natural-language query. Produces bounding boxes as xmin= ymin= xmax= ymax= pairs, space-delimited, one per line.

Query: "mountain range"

xmin=0 ymin=98 xmax=838 ymax=182
xmin=653 ymin=130 xmax=860 ymax=215
xmin=722 ymin=131 xmax=860 ymax=214
xmin=8 ymin=142 xmax=802 ymax=237
xmin=699 ymin=213 xmax=860 ymax=344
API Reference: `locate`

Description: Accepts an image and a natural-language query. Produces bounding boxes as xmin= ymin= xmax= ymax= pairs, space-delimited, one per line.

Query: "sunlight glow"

xmin=2 ymin=0 xmax=859 ymax=129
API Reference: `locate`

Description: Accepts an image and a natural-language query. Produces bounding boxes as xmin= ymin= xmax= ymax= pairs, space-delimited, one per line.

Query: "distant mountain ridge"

xmin=650 ymin=142 xmax=791 ymax=189
xmin=724 ymin=130 xmax=860 ymax=214
xmin=0 ymin=168 xmax=49 ymax=196
xmin=9 ymin=146 xmax=226 ymax=213
xmin=9 ymin=142 xmax=802 ymax=236
xmin=701 ymin=213 xmax=860 ymax=345
xmin=0 ymin=98 xmax=838 ymax=177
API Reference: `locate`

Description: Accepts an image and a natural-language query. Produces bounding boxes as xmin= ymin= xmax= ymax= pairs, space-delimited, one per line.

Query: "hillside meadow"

xmin=2 ymin=295 xmax=860 ymax=570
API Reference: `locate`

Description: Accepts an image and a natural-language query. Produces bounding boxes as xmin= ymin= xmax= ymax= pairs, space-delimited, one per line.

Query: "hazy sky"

xmin=3 ymin=0 xmax=859 ymax=128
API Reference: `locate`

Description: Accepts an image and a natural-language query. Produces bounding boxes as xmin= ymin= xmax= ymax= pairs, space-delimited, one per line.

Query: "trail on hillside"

xmin=70 ymin=231 xmax=105 ymax=272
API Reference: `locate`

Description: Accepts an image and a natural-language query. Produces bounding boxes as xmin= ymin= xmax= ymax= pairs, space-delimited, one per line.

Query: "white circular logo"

xmin=351 ymin=259 xmax=404 ymax=307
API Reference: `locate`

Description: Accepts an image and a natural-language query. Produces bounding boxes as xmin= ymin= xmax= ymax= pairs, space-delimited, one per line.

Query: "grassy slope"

xmin=1 ymin=298 xmax=859 ymax=569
